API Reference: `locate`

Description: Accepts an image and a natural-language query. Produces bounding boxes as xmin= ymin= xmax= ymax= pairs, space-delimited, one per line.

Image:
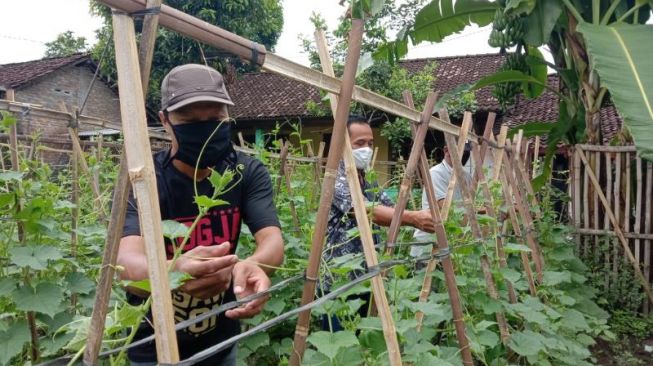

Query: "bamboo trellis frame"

xmin=78 ymin=1 xmax=564 ymax=364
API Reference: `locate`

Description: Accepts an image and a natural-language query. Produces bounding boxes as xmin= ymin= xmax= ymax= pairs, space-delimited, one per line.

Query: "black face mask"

xmin=170 ymin=119 xmax=232 ymax=169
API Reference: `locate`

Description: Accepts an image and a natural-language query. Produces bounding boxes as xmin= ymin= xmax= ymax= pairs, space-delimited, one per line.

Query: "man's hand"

xmin=176 ymin=243 xmax=237 ymax=299
xmin=225 ymin=261 xmax=271 ymax=319
xmin=409 ymin=209 xmax=436 ymax=233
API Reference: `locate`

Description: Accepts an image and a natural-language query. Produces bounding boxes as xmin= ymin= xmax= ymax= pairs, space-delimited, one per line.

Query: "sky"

xmin=0 ymin=0 xmax=497 ymax=66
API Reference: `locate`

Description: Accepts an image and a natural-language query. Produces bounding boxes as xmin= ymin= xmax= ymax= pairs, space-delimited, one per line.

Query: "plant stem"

xmin=67 ymin=345 xmax=85 ymax=366
xmin=601 ymin=0 xmax=623 ymax=25
xmin=592 ymin=0 xmax=601 ymax=24
xmin=561 ymin=0 xmax=585 ymax=23
xmin=617 ymin=3 xmax=644 ymax=23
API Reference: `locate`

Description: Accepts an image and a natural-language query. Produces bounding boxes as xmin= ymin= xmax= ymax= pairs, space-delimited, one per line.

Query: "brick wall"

xmin=14 ymin=63 xmax=122 ymax=137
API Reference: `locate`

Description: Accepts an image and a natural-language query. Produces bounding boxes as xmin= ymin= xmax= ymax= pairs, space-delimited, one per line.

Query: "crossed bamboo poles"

xmin=83 ymin=1 xmax=549 ymax=365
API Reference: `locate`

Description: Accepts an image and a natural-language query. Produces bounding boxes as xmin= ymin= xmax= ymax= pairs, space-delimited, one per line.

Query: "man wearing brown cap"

xmin=118 ymin=64 xmax=284 ymax=365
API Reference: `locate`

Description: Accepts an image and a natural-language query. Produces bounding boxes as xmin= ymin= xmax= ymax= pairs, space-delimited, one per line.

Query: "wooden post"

xmin=573 ymin=147 xmax=582 ymax=250
xmin=237 ymin=131 xmax=246 ymax=148
xmin=593 ymin=152 xmax=601 ymax=261
xmin=491 ymin=125 xmax=508 ymax=181
xmin=403 ymin=96 xmax=473 ymax=365
xmin=443 ymin=128 xmax=510 ymax=343
xmin=577 ymin=149 xmax=653 ymax=304
xmin=84 ymin=3 xmax=162 ymax=363
xmin=440 ymin=114 xmax=472 ymax=219
xmin=645 ymin=162 xmax=652 ymax=313
xmin=111 ymin=12 xmax=179 ymax=363
xmin=384 ymin=91 xmax=439 ymax=254
xmin=275 ymin=140 xmax=289 ymax=196
xmin=470 ymin=139 xmax=517 ymax=303
xmin=503 ymin=141 xmax=544 ymax=282
xmin=290 ymin=20 xmax=366 ymax=366
xmin=605 ymin=152 xmax=613 ymax=291
xmin=477 ymin=112 xmax=496 ymax=167
xmin=635 ymin=156 xmax=643 ymax=271
xmin=281 ymin=141 xmax=300 ymax=231
xmin=309 ymin=27 xmax=402 ymax=366
xmin=5 ymin=88 xmax=39 ymax=363
xmin=613 ymin=151 xmax=621 ymax=284
xmin=71 ymin=146 xmax=80 ymax=310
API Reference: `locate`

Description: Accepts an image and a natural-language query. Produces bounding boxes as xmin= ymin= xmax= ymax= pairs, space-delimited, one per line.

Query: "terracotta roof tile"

xmin=0 ymin=54 xmax=89 ymax=89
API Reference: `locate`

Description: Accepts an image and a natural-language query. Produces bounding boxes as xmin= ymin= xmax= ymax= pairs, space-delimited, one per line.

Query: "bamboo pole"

xmin=644 ymin=162 xmax=652 ymax=313
xmin=573 ymin=148 xmax=582 ymax=251
xmin=444 ymin=129 xmax=510 ymax=343
xmin=532 ymin=136 xmax=541 ymax=179
xmin=478 ymin=112 xmax=496 ymax=167
xmin=276 ymin=140 xmax=289 ymax=195
xmin=237 ymin=132 xmax=246 ymax=148
xmin=504 ymin=141 xmax=544 ymax=282
xmin=137 ymin=0 xmax=161 ymax=96
xmin=96 ymin=0 xmax=470 ymax=140
xmin=577 ymin=149 xmax=653 ymax=304
xmin=281 ymin=141 xmax=300 ymax=231
xmin=111 ymin=12 xmax=179 ymax=363
xmin=290 ymin=20 xmax=366 ymax=366
xmin=405 ymin=97 xmax=473 ymax=366
xmin=575 ymin=228 xmax=653 ymax=240
xmin=625 ymin=152 xmax=632 ymax=271
xmin=491 ymin=125 xmax=508 ymax=181
xmin=384 ymin=91 xmax=439 ymax=254
xmin=583 ymin=148 xmax=590 ymax=258
xmin=500 ymin=168 xmax=537 ymax=297
xmin=605 ymin=153 xmax=612 ymax=291
xmin=635 ymin=156 xmax=643 ymax=270
xmin=614 ymin=151 xmax=621 ymax=284
xmin=470 ymin=139 xmax=517 ymax=303
xmin=440 ymin=114 xmax=472 ymax=219
xmin=311 ymin=27 xmax=402 ymax=365
xmin=71 ymin=145 xmax=80 ymax=310
xmin=593 ymin=152 xmax=601 ymax=261
xmin=6 ymin=88 xmax=39 ymax=363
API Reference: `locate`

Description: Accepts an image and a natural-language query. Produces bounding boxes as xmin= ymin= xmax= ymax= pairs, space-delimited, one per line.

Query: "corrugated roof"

xmin=0 ymin=53 xmax=89 ymax=89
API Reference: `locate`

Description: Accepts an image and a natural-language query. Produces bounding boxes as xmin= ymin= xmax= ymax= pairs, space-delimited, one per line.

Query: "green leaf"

xmin=10 ymin=247 xmax=46 ymax=270
xmin=307 ymin=330 xmax=359 ymax=360
xmin=508 ymin=330 xmax=545 ymax=356
xmin=578 ymin=23 xmax=653 ymax=161
xmin=13 ymin=282 xmax=64 ymax=318
xmin=0 ymin=111 xmax=18 ymax=131
xmin=503 ymin=243 xmax=532 ymax=253
xmin=543 ymin=270 xmax=572 ymax=286
xmin=524 ymin=0 xmax=563 ymax=45
xmin=473 ymin=70 xmax=549 ymax=93
xmin=66 ymin=272 xmax=95 ymax=295
xmin=0 ymin=171 xmax=23 ymax=182
xmin=0 ymin=192 xmax=15 ymax=208
xmin=506 ymin=0 xmax=536 ymax=14
xmin=161 ymin=220 xmax=189 ymax=240
xmin=0 ymin=278 xmax=15 ymax=297
xmin=0 ymin=320 xmax=30 ymax=366
xmin=523 ymin=46 xmax=548 ymax=98
xmin=194 ymin=195 xmax=229 ymax=210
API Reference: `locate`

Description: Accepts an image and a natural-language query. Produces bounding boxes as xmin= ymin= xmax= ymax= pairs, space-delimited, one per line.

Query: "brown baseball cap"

xmin=160 ymin=64 xmax=234 ymax=112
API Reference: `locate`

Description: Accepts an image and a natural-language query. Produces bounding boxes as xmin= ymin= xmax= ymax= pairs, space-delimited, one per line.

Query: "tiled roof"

xmin=400 ymin=53 xmax=505 ymax=110
xmin=229 ymin=53 xmax=506 ymax=119
xmin=228 ymin=72 xmax=322 ymax=120
xmin=0 ymin=54 xmax=89 ymax=89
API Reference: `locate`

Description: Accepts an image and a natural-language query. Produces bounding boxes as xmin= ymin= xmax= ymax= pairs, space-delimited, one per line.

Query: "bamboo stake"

xmin=402 ymin=95 xmax=473 ymax=366
xmin=510 ymin=140 xmax=539 ymax=218
xmin=470 ymin=139 xmax=517 ymax=304
xmin=491 ymin=125 xmax=509 ymax=181
xmin=478 ymin=112 xmax=496 ymax=167
xmin=290 ymin=20 xmax=366 ymax=366
xmin=371 ymin=146 xmax=379 ymax=169
xmin=504 ymin=141 xmax=544 ymax=282
xmin=440 ymin=114 xmax=472 ymax=219
xmin=71 ymin=144 xmax=79 ymax=310
xmin=444 ymin=121 xmax=510 ymax=343
xmin=635 ymin=156 xmax=643 ymax=270
xmin=605 ymin=153 xmax=612 ymax=291
xmin=593 ymin=152 xmax=601 ymax=261
xmin=98 ymin=0 xmax=469 ymax=140
xmin=6 ymin=88 xmax=39 ymax=363
xmin=282 ymin=141 xmax=300 ymax=231
xmin=573 ymin=148 xmax=582 ymax=251
xmin=137 ymin=0 xmax=161 ymax=95
xmin=68 ymin=125 xmax=103 ymax=213
xmin=583 ymin=148 xmax=590 ymax=259
xmin=238 ymin=131 xmax=246 ymax=148
xmin=385 ymin=91 xmax=439 ymax=254
xmin=276 ymin=140 xmax=289 ymax=195
xmin=532 ymin=136 xmax=541 ymax=179
xmin=500 ymin=168 xmax=537 ymax=297
xmin=625 ymin=152 xmax=632 ymax=272
xmin=111 ymin=12 xmax=179 ymax=363
xmin=577 ymin=149 xmax=653 ymax=304
xmin=644 ymin=162 xmax=652 ymax=313
xmin=614 ymin=151 xmax=622 ymax=284
xmin=312 ymin=27 xmax=402 ymax=365
xmin=576 ymin=228 xmax=653 ymax=240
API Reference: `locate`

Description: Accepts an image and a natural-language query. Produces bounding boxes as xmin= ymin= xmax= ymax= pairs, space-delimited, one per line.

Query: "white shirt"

xmin=411 ymin=160 xmax=472 ymax=255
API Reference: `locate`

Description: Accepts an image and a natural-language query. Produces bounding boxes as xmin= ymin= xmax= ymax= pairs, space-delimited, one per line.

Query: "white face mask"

xmin=352 ymin=147 xmax=373 ymax=170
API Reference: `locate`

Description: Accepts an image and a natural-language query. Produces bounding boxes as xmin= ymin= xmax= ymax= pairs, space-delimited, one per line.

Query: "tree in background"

xmin=44 ymin=31 xmax=88 ymax=58
xmin=89 ymin=0 xmax=283 ymax=113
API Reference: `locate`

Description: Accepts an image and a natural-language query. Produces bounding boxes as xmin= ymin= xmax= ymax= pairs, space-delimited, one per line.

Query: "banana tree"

xmin=375 ymin=0 xmax=653 ymax=187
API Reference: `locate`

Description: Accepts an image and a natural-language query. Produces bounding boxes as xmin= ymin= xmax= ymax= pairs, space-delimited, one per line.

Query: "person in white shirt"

xmin=411 ymin=143 xmax=471 ymax=257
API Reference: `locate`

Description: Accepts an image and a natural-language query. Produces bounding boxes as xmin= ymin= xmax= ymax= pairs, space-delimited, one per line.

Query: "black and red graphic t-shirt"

xmin=122 ymin=148 xmax=279 ymax=363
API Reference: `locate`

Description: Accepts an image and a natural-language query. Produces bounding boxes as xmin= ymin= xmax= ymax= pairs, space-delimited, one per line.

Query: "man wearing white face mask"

xmin=321 ymin=116 xmax=435 ymax=331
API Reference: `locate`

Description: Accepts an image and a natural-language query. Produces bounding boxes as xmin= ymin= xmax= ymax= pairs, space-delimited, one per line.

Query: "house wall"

xmin=13 ymin=63 xmax=121 ymax=137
